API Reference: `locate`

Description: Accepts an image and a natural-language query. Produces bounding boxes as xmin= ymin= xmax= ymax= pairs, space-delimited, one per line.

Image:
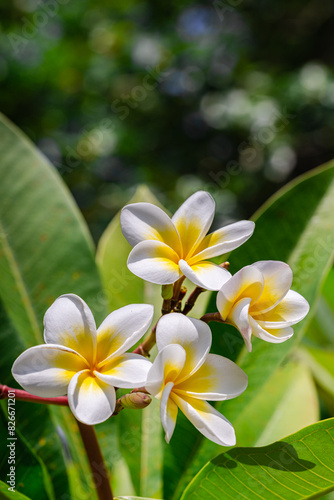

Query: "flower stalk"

xmin=133 ymin=323 xmax=157 ymax=357
xmin=0 ymin=384 xmax=68 ymax=406
xmin=200 ymin=312 xmax=224 ymax=324
xmin=182 ymin=286 xmax=205 ymax=315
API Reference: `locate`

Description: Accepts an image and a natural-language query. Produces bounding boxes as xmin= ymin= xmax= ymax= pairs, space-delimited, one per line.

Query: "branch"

xmin=76 ymin=420 xmax=113 ymax=500
xmin=182 ymin=286 xmax=205 ymax=315
xmin=200 ymin=312 xmax=224 ymax=324
xmin=0 ymin=384 xmax=68 ymax=406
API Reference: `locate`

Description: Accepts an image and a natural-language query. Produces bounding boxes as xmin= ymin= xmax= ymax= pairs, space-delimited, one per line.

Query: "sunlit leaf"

xmin=181 ymin=418 xmax=334 ymax=500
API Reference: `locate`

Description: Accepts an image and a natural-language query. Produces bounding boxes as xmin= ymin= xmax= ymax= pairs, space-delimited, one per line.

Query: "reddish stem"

xmin=1 ymin=384 xmax=113 ymax=500
xmin=0 ymin=384 xmax=68 ymax=405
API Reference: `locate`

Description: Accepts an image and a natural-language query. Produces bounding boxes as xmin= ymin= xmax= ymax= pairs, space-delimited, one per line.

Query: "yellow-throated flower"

xmin=145 ymin=313 xmax=247 ymax=445
xmin=12 ymin=294 xmax=153 ymax=425
xmin=120 ymin=191 xmax=254 ymax=291
xmin=216 ymin=261 xmax=309 ymax=352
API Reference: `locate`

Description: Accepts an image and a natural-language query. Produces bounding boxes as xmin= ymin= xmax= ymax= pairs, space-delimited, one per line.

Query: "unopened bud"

xmin=220 ymin=261 xmax=230 ymax=270
xmin=179 ymin=286 xmax=187 ymax=300
xmin=162 ymin=284 xmax=173 ymax=300
xmin=120 ymin=392 xmax=152 ymax=410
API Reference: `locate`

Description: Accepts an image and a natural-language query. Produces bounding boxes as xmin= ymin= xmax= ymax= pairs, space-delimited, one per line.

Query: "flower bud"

xmin=120 ymin=392 xmax=152 ymax=410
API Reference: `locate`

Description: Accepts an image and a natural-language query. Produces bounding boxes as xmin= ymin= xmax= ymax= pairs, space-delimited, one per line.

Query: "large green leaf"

xmin=298 ymin=347 xmax=334 ymax=400
xmin=96 ymin=185 xmax=163 ymax=312
xmin=167 ymin=162 xmax=334 ymax=499
xmin=237 ymin=362 xmax=319 ymax=448
xmin=0 ymin=408 xmax=54 ymax=500
xmin=0 ymin=480 xmax=32 ymax=499
xmin=0 ymin=114 xmax=108 ymax=499
xmin=304 ymin=267 xmax=334 ymax=347
xmin=181 ymin=418 xmax=334 ymax=500
xmin=97 ymin=185 xmax=164 ymax=498
xmin=115 ymin=497 xmax=163 ymax=500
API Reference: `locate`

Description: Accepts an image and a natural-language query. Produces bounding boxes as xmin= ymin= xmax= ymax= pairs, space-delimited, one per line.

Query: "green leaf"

xmin=97 ymin=185 xmax=164 ymax=498
xmin=0 ymin=114 xmax=108 ymax=499
xmin=0 ymin=480 xmax=32 ymax=499
xmin=237 ymin=362 xmax=319 ymax=448
xmin=115 ymin=497 xmax=163 ymax=500
xmin=0 ymin=409 xmax=54 ymax=500
xmin=181 ymin=418 xmax=334 ymax=500
xmin=167 ymin=162 xmax=334 ymax=499
xmin=96 ymin=185 xmax=163 ymax=312
xmin=298 ymin=346 xmax=334 ymax=400
xmin=305 ymin=268 xmax=334 ymax=347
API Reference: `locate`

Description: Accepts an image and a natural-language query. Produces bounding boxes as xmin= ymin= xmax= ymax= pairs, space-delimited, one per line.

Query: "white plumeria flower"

xmin=12 ymin=294 xmax=153 ymax=425
xmin=120 ymin=191 xmax=255 ymax=291
xmin=145 ymin=313 xmax=248 ymax=446
xmin=216 ymin=261 xmax=310 ymax=352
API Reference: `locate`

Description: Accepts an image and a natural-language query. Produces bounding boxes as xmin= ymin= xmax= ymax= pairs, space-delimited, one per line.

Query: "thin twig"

xmin=133 ymin=322 xmax=157 ymax=357
xmin=0 ymin=384 xmax=126 ymax=416
xmin=200 ymin=312 xmax=224 ymax=324
xmin=0 ymin=384 xmax=68 ymax=406
xmin=171 ymin=276 xmax=186 ymax=309
xmin=161 ymin=298 xmax=172 ymax=315
xmin=182 ymin=286 xmax=205 ymax=315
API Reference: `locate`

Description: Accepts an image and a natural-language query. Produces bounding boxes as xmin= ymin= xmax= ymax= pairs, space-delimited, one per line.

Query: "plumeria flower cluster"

xmin=11 ymin=191 xmax=309 ymax=447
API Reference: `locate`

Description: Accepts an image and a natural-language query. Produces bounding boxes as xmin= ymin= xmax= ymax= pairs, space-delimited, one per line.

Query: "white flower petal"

xmin=172 ymin=191 xmax=215 ymax=259
xmin=96 ymin=353 xmax=152 ymax=388
xmin=12 ymin=344 xmax=88 ymax=398
xmin=253 ymin=289 xmax=309 ymax=328
xmin=127 ymin=240 xmax=182 ymax=285
xmin=43 ymin=294 xmax=97 ymax=363
xmin=229 ymin=297 xmax=253 ymax=352
xmin=217 ymin=265 xmax=264 ymax=321
xmin=120 ymin=202 xmax=181 ymax=253
xmin=192 ymin=220 xmax=255 ymax=261
xmin=68 ymin=370 xmax=116 ymax=425
xmin=174 ymin=354 xmax=248 ymax=401
xmin=145 ymin=344 xmax=186 ymax=397
xmin=96 ymin=304 xmax=154 ymax=362
xmin=179 ymin=259 xmax=231 ymax=291
xmin=172 ymin=393 xmax=236 ymax=446
xmin=249 ymin=317 xmax=294 ymax=344
xmin=156 ymin=314 xmax=212 ymax=383
xmin=250 ymin=261 xmax=293 ymax=314
xmin=160 ymin=381 xmax=178 ymax=443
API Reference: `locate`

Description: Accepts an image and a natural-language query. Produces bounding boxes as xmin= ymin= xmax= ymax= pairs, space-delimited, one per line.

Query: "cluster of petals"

xmin=120 ymin=191 xmax=255 ymax=291
xmin=216 ymin=261 xmax=310 ymax=352
xmin=145 ymin=313 xmax=248 ymax=446
xmin=12 ymin=294 xmax=153 ymax=425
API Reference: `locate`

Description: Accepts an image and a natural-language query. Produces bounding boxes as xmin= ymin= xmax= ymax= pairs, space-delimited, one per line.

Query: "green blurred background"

xmin=1 ymin=0 xmax=334 ymax=240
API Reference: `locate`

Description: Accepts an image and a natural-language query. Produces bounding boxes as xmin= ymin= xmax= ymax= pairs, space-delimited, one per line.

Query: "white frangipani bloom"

xmin=145 ymin=313 xmax=248 ymax=446
xmin=120 ymin=191 xmax=255 ymax=291
xmin=12 ymin=294 xmax=153 ymax=425
xmin=216 ymin=261 xmax=310 ymax=352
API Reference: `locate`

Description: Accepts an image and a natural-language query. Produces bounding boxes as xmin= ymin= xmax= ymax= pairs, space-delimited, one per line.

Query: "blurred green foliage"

xmin=1 ymin=0 xmax=334 ymax=240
